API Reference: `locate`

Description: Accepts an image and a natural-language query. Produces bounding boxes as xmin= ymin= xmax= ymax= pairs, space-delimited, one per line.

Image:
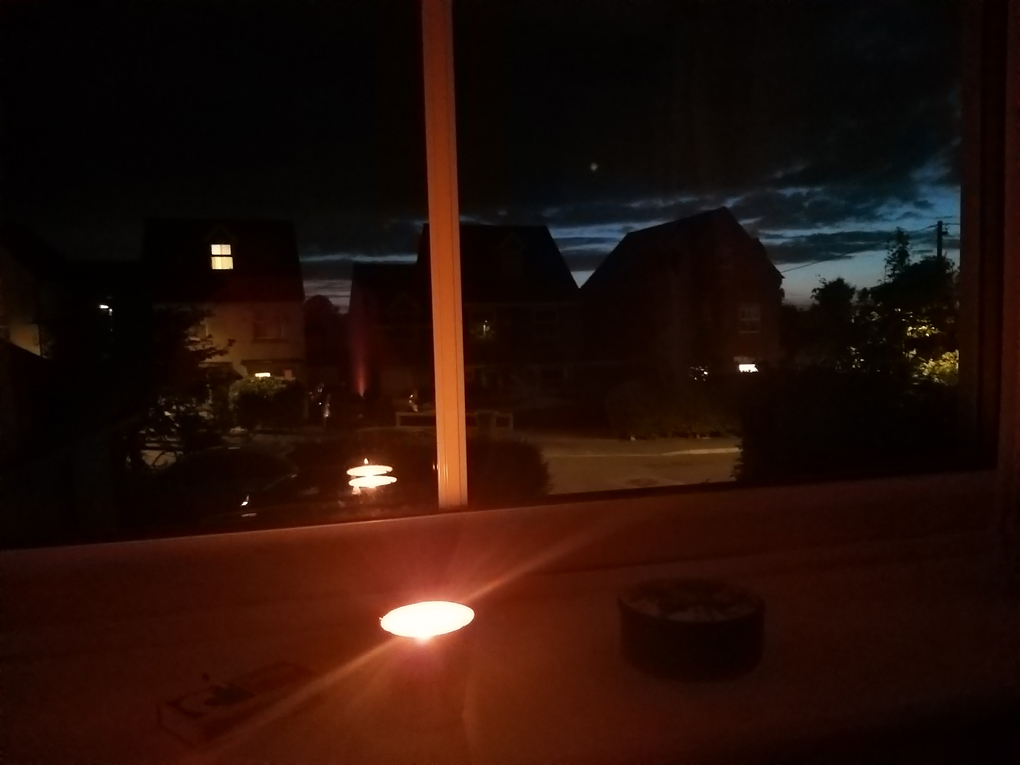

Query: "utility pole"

xmin=936 ymin=220 xmax=944 ymax=262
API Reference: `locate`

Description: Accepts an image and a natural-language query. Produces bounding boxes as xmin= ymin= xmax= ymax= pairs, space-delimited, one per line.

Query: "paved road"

xmin=518 ymin=432 xmax=740 ymax=494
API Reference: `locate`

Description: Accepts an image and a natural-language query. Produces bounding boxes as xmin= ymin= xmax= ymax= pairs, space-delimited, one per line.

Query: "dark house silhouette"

xmin=0 ymin=225 xmax=65 ymax=462
xmin=581 ymin=207 xmax=783 ymax=384
xmin=348 ymin=223 xmax=579 ymax=405
xmin=143 ymin=219 xmax=307 ymax=381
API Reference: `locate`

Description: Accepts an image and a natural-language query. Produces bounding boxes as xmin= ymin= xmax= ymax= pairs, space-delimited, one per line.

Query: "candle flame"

xmin=380 ymin=601 xmax=474 ymax=640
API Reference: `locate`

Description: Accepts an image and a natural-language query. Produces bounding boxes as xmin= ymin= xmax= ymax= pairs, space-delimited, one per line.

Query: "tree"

xmin=804 ymin=277 xmax=860 ymax=369
xmin=303 ymin=295 xmax=349 ymax=387
xmin=884 ymin=227 xmax=912 ymax=281
xmin=795 ymin=228 xmax=957 ymax=381
xmin=135 ymin=306 xmax=235 ymax=460
xmin=859 ymin=237 xmax=957 ymax=379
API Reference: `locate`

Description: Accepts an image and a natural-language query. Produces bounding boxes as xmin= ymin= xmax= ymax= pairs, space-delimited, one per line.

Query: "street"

xmin=519 ymin=432 xmax=740 ymax=494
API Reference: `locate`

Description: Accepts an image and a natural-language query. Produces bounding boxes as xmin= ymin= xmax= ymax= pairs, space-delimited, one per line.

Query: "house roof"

xmin=348 ymin=261 xmax=424 ymax=311
xmin=142 ymin=219 xmax=304 ymax=303
xmin=582 ymin=207 xmax=781 ymax=296
xmin=417 ymin=224 xmax=578 ymax=303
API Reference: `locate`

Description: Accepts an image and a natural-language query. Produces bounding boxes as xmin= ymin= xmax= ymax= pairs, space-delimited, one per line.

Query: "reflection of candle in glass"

xmin=381 ymin=601 xmax=474 ymax=641
xmin=350 ymin=474 xmax=397 ymax=490
xmin=347 ymin=460 xmax=393 ymax=477
xmin=348 ymin=460 xmax=395 ymax=493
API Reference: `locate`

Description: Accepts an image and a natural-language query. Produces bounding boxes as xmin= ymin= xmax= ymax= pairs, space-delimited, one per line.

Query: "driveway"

xmin=519 ymin=432 xmax=740 ymax=494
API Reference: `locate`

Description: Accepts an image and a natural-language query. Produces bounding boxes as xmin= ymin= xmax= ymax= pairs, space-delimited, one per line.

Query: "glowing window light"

xmin=738 ymin=363 xmax=758 ymax=373
xmin=380 ymin=601 xmax=474 ymax=640
xmin=210 ymin=243 xmax=232 ymax=256
xmin=254 ymin=372 xmax=272 ymax=378
xmin=211 ymin=256 xmax=234 ymax=270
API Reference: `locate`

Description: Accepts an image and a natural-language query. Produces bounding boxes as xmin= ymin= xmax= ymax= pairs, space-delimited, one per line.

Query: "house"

xmin=581 ymin=207 xmax=783 ymax=384
xmin=347 ymin=223 xmax=579 ymax=405
xmin=0 ymin=225 xmax=67 ymax=462
xmin=0 ymin=224 xmax=65 ymax=358
xmin=142 ymin=219 xmax=307 ymax=382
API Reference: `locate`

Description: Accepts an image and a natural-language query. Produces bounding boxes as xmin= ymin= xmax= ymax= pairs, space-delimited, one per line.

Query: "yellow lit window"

xmin=210 ymin=243 xmax=233 ymax=270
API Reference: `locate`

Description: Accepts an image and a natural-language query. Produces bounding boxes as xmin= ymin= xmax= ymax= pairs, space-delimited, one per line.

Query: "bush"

xmin=229 ymin=377 xmax=305 ymax=430
xmin=735 ymin=368 xmax=960 ymax=484
xmin=286 ymin=429 xmax=549 ymax=510
xmin=606 ymin=378 xmax=738 ymax=439
xmin=468 ymin=437 xmax=549 ymax=507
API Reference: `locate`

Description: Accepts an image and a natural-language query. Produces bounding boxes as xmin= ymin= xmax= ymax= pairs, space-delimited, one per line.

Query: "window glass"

xmin=453 ymin=0 xmax=969 ymax=496
xmin=0 ymin=0 xmax=437 ymax=546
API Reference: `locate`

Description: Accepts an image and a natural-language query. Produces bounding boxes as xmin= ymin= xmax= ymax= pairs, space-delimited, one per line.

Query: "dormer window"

xmin=210 ymin=243 xmax=233 ymax=270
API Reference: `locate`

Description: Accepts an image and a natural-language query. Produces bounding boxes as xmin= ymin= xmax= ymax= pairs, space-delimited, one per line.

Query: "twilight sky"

xmin=1 ymin=0 xmax=961 ymax=309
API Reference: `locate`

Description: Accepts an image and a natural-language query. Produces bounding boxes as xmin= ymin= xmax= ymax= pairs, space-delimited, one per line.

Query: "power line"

xmin=777 ymin=223 xmax=946 ymax=274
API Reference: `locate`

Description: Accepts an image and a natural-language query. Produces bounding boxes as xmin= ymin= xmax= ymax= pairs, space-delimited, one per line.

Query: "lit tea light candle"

xmin=380 ymin=601 xmax=474 ymax=640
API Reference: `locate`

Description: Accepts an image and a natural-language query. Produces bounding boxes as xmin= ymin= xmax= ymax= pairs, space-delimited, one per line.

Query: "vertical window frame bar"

xmin=422 ymin=0 xmax=468 ymax=507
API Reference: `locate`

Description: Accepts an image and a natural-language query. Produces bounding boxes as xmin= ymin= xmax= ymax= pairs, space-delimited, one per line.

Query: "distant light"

xmin=590 ymin=162 xmax=599 ymax=172
xmin=210 ymin=243 xmax=232 ymax=256
xmin=98 ymin=303 xmax=109 ymax=311
xmin=240 ymin=495 xmax=249 ymax=507
xmin=254 ymin=372 xmax=272 ymax=378
xmin=349 ymin=474 xmax=397 ymax=490
xmin=738 ymin=364 xmax=758 ymax=373
xmin=210 ymin=255 xmax=234 ymax=270
xmin=381 ymin=601 xmax=474 ymax=640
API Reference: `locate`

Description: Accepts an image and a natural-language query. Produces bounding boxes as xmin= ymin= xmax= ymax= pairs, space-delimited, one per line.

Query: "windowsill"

xmin=1 ymin=525 xmax=1015 ymax=764
xmin=0 ymin=468 xmax=1009 ymax=764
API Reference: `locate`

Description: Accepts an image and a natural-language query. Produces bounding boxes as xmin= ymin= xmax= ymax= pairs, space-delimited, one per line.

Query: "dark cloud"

xmin=1 ymin=0 xmax=961 ymax=307
xmin=764 ymin=230 xmax=898 ymax=267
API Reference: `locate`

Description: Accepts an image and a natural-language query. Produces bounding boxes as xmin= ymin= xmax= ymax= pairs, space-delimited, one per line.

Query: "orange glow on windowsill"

xmin=380 ymin=601 xmax=474 ymax=640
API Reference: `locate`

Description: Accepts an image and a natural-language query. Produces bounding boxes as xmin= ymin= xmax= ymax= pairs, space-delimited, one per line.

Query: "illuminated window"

xmin=210 ymin=243 xmax=233 ymax=270
xmin=254 ymin=371 xmax=271 ymax=378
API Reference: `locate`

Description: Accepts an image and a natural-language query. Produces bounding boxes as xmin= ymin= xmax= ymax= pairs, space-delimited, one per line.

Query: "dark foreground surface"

xmin=768 ymin=703 xmax=1020 ymax=765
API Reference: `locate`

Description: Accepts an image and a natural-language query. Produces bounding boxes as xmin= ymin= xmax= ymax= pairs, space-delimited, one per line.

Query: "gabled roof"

xmin=582 ymin=207 xmax=781 ymax=296
xmin=349 ymin=261 xmax=423 ymax=311
xmin=418 ymin=223 xmax=577 ymax=303
xmin=143 ymin=219 xmax=304 ymax=303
